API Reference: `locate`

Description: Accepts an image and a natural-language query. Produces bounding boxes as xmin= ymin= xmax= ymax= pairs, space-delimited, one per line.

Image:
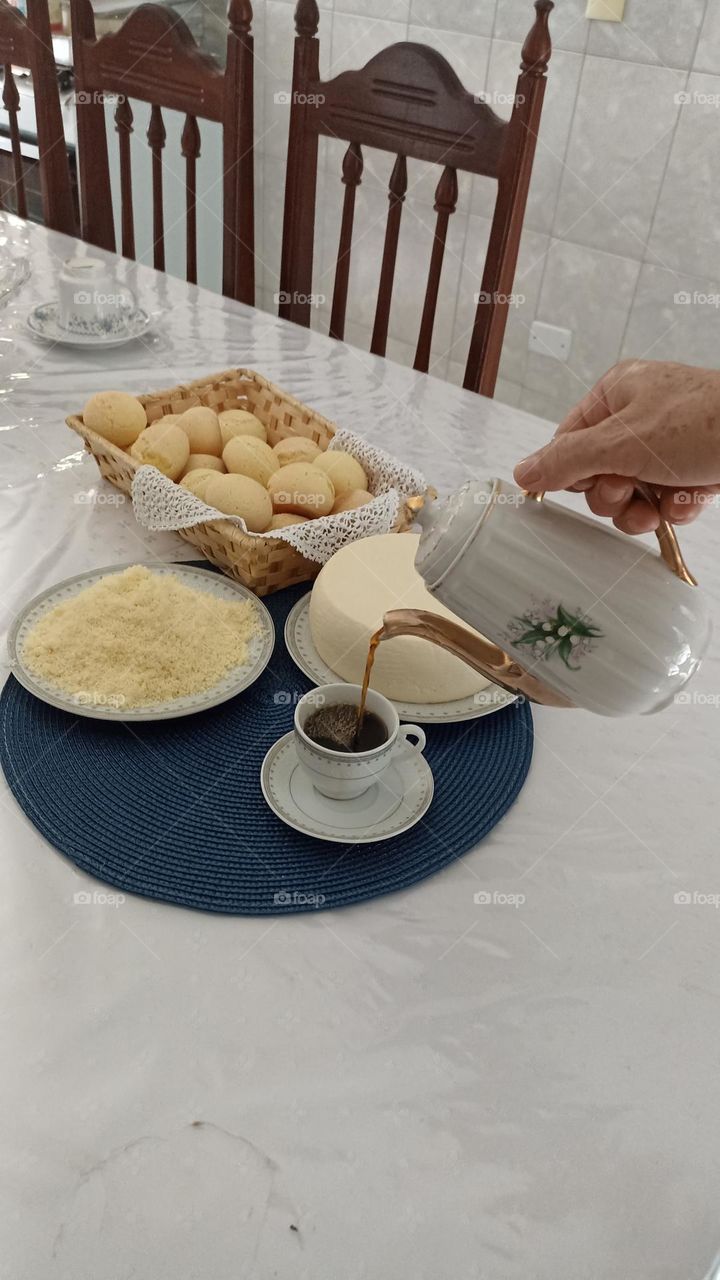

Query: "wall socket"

xmin=529 ymin=321 xmax=573 ymax=362
xmin=585 ymin=0 xmax=626 ymax=20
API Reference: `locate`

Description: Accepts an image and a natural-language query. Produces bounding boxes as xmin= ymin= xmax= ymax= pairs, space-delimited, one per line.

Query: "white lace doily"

xmin=131 ymin=429 xmax=427 ymax=565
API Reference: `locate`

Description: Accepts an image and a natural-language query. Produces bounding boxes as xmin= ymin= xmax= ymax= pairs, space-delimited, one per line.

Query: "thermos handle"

xmin=635 ymin=482 xmax=697 ymax=586
xmin=526 ymin=485 xmax=697 ymax=587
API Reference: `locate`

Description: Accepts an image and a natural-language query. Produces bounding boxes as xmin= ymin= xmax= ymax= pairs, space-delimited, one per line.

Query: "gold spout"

xmin=382 ymin=608 xmax=575 ymax=708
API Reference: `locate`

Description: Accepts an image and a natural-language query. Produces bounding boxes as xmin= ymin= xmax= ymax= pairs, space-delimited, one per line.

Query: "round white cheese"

xmin=308 ymin=533 xmax=490 ymax=703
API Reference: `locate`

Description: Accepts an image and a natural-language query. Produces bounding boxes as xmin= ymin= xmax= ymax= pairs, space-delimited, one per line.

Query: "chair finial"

xmin=341 ymin=141 xmax=363 ymax=185
xmin=295 ymin=0 xmax=319 ymax=37
xmin=521 ymin=0 xmax=553 ymax=75
xmin=147 ymin=104 xmax=166 ymax=150
xmin=434 ymin=165 xmax=458 ymax=215
xmin=181 ymin=114 xmax=201 ymax=158
xmin=228 ymin=0 xmax=252 ymax=35
xmin=2 ymin=67 xmax=19 ymax=113
xmin=388 ymin=153 xmax=407 ymax=201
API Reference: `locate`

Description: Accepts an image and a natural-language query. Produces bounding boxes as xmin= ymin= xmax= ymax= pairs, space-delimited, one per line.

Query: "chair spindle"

xmin=2 ymin=67 xmax=26 ymax=219
xmin=414 ymin=165 xmax=458 ymax=374
xmin=329 ymin=141 xmax=363 ymax=341
xmin=114 ymin=96 xmax=135 ymax=259
xmin=370 ymin=153 xmax=407 ymax=357
xmin=180 ymin=114 xmax=201 ymax=286
xmin=147 ymin=103 xmax=166 ymax=272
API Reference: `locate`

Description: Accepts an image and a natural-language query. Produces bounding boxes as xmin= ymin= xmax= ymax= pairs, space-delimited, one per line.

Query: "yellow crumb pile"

xmin=22 ymin=565 xmax=260 ymax=708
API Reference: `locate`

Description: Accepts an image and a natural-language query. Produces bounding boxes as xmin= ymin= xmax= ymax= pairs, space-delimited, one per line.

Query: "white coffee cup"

xmin=57 ymin=255 xmax=134 ymax=334
xmin=294 ymin=683 xmax=426 ymax=800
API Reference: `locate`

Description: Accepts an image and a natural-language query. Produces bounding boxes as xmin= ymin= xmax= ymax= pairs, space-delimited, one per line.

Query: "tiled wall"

xmin=249 ymin=0 xmax=720 ymax=424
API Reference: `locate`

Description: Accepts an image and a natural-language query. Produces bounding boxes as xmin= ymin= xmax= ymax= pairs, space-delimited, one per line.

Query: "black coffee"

xmin=304 ymin=704 xmax=388 ymax=753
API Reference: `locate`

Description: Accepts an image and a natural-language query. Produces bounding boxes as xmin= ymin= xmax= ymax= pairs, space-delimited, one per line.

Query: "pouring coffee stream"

xmin=357 ymin=611 xmax=574 ymax=725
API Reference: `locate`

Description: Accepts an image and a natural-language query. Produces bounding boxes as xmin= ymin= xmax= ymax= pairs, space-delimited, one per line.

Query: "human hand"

xmin=513 ymin=359 xmax=720 ymax=533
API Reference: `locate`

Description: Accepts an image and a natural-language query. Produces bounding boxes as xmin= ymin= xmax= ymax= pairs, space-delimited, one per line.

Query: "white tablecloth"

xmin=1 ymin=213 xmax=719 ymax=1280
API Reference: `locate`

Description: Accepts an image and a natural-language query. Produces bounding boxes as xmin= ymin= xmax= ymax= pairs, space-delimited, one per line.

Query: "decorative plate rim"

xmin=7 ymin=562 xmax=275 ymax=722
xmin=260 ymin=731 xmax=434 ymax=844
xmin=284 ymin=593 xmax=517 ymax=725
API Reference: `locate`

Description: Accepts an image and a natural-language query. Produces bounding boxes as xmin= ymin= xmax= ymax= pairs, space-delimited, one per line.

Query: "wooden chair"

xmin=0 ymin=0 xmax=75 ymax=234
xmin=279 ymin=0 xmax=553 ymax=397
xmin=70 ymin=0 xmax=255 ymax=304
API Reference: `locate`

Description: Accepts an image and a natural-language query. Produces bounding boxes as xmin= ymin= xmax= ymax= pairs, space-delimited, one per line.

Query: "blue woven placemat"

xmin=0 ymin=577 xmax=534 ymax=914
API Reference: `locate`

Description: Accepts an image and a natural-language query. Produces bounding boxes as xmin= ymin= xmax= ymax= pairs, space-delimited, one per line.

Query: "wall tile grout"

xmin=488 ymin=0 xmax=499 ymax=43
xmin=616 ymin=0 xmax=711 ymax=360
xmin=530 ymin=29 xmax=590 ymax=335
xmin=442 ymin=31 xmax=494 ymax=381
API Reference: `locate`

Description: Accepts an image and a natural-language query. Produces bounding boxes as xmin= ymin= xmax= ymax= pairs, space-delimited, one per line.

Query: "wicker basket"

xmin=66 ymin=367 xmax=417 ymax=596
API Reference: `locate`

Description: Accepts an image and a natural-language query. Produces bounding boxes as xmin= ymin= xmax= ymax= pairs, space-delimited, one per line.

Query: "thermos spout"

xmin=381 ymin=609 xmax=575 ymax=708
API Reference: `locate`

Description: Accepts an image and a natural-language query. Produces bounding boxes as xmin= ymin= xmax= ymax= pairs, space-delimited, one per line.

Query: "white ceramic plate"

xmin=27 ymin=300 xmax=152 ymax=348
xmin=261 ymin=731 xmax=434 ymax=844
xmin=7 ymin=563 xmax=275 ymax=722
xmin=284 ymin=594 xmax=517 ymax=725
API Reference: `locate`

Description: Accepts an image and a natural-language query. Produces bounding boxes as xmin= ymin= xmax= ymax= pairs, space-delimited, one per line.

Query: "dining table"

xmin=1 ymin=210 xmax=719 ymax=1280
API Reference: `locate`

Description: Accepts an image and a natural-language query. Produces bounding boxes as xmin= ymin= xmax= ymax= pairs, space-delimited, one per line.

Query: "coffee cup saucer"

xmin=261 ymin=731 xmax=434 ymax=844
xmin=27 ymin=299 xmax=152 ymax=348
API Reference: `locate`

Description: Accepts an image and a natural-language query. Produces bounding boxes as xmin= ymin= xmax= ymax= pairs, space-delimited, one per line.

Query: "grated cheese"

xmin=22 ymin=565 xmax=260 ymax=708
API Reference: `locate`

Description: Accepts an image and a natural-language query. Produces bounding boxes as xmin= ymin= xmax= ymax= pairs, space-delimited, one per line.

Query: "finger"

xmin=514 ymin=418 xmax=640 ymax=492
xmin=584 ymin=474 xmax=636 ymax=517
xmin=612 ymin=496 xmax=661 ymax=535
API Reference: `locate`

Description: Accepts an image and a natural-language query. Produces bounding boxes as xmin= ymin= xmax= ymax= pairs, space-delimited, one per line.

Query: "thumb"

xmin=514 ymin=419 xmax=636 ymax=492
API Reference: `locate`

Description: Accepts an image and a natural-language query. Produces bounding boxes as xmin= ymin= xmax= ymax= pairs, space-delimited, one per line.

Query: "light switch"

xmin=529 ymin=322 xmax=572 ymax=362
xmin=586 ymin=0 xmax=625 ymax=19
